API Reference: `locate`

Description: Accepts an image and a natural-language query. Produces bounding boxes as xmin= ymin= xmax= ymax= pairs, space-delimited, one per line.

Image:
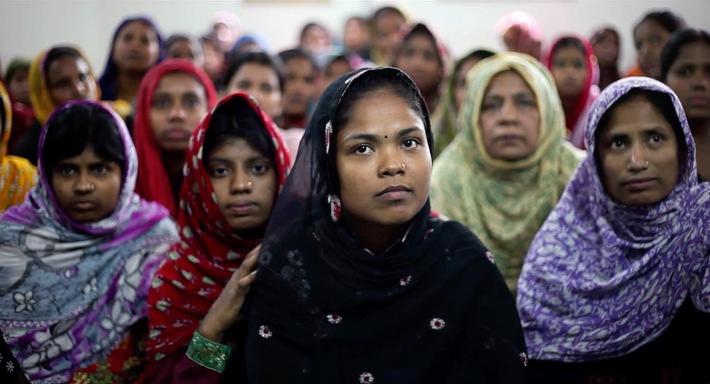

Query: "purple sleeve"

xmin=148 ymin=347 xmax=222 ymax=384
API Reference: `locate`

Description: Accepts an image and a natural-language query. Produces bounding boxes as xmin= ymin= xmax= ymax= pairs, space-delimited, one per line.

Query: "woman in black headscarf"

xmin=235 ymin=67 xmax=526 ymax=383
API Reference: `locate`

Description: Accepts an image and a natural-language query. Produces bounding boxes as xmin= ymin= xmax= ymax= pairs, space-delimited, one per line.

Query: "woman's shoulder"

xmin=431 ymin=218 xmax=495 ymax=268
xmin=145 ymin=216 xmax=179 ymax=240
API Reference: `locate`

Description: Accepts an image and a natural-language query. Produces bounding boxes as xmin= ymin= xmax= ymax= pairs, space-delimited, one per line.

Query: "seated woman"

xmin=223 ymin=51 xmax=303 ymax=156
xmin=431 ymin=48 xmax=495 ymax=158
xmin=545 ymin=35 xmax=600 ymax=149
xmin=133 ymin=59 xmax=218 ymax=217
xmin=590 ymin=27 xmax=621 ymax=90
xmin=392 ymin=23 xmax=449 ymax=114
xmin=627 ymin=10 xmax=685 ymax=79
xmin=431 ymin=53 xmax=583 ymax=293
xmin=240 ymin=67 xmax=527 ymax=383
xmin=99 ymin=16 xmax=164 ymax=104
xmin=661 ymin=28 xmax=710 ymax=181
xmin=517 ymin=77 xmax=710 ymax=383
xmin=12 ymin=46 xmax=100 ymax=165
xmin=0 ymin=82 xmax=36 ymax=213
xmin=4 ymin=59 xmax=34 ymax=153
xmin=146 ymin=91 xmax=291 ymax=382
xmin=166 ymin=34 xmax=205 ymax=68
xmin=0 ymin=101 xmax=178 ymax=383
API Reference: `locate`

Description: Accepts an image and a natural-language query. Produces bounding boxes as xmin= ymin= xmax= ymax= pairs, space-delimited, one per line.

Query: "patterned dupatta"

xmin=146 ymin=92 xmax=291 ymax=361
xmin=0 ymin=100 xmax=177 ymax=382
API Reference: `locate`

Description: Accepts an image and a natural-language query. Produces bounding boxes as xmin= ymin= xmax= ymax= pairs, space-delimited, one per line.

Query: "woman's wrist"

xmin=186 ymin=330 xmax=232 ymax=373
xmin=197 ymin=321 xmax=224 ymax=344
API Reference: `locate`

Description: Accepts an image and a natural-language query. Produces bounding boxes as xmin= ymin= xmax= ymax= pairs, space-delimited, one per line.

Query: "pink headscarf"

xmin=495 ymin=11 xmax=543 ymax=60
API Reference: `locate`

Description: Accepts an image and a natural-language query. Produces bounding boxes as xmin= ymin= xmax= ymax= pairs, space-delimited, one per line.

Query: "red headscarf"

xmin=146 ymin=92 xmax=292 ymax=361
xmin=133 ymin=59 xmax=218 ymax=217
xmin=544 ymin=35 xmax=600 ymax=148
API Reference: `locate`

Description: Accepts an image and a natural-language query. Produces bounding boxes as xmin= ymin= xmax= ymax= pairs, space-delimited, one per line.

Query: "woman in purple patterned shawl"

xmin=517 ymin=77 xmax=710 ymax=383
xmin=0 ymin=101 xmax=178 ymax=383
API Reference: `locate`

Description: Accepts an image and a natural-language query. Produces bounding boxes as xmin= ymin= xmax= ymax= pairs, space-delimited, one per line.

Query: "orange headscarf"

xmin=28 ymin=46 xmax=101 ymax=125
xmin=0 ymin=82 xmax=36 ymax=212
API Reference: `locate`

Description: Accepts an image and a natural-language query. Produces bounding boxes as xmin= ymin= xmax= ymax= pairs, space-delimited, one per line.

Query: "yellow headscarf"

xmin=0 ymin=83 xmax=37 ymax=212
xmin=430 ymin=53 xmax=584 ymax=292
xmin=28 ymin=46 xmax=128 ymax=125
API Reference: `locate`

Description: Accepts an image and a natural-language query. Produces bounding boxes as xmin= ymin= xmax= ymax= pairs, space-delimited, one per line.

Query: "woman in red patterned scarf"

xmin=146 ymin=91 xmax=291 ymax=383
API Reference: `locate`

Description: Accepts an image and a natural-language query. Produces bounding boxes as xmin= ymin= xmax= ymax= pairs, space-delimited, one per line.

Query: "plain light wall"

xmin=1 ymin=0 xmax=709 ymax=76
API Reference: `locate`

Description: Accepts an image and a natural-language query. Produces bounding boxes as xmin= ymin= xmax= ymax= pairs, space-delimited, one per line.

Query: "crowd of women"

xmin=0 ymin=4 xmax=709 ymax=383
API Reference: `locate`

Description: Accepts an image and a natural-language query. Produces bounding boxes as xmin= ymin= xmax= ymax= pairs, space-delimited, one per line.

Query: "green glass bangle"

xmin=186 ymin=330 xmax=232 ymax=373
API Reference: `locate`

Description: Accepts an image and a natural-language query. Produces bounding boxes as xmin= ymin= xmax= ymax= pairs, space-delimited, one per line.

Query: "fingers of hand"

xmin=238 ymin=270 xmax=257 ymax=289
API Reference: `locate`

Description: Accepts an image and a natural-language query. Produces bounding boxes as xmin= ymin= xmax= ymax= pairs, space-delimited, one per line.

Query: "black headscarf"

xmin=236 ymin=67 xmax=527 ymax=383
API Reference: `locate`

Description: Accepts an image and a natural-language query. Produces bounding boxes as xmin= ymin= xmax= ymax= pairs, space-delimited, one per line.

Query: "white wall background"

xmin=1 ymin=0 xmax=709 ymax=75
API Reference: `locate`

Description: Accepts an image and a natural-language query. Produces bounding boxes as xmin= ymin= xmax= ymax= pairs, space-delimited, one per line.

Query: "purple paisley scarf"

xmin=0 ymin=101 xmax=178 ymax=382
xmin=517 ymin=77 xmax=710 ymax=362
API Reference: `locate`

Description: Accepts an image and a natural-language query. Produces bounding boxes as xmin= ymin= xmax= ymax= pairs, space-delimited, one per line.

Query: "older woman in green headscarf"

xmin=431 ymin=53 xmax=584 ymax=293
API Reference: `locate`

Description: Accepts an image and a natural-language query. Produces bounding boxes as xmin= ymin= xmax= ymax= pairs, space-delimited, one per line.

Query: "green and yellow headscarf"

xmin=431 ymin=53 xmax=584 ymax=292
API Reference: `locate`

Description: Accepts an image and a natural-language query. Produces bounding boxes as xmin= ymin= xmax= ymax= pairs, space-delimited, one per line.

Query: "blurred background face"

xmin=201 ymin=39 xmax=224 ymax=81
xmin=320 ymin=58 xmax=353 ymax=96
xmin=593 ymin=32 xmax=620 ymax=67
xmin=551 ymin=45 xmax=587 ymax=98
xmin=301 ymin=24 xmax=331 ymax=55
xmin=344 ymin=17 xmax=369 ymax=53
xmin=373 ymin=11 xmax=407 ymax=63
xmin=634 ymin=20 xmax=671 ymax=79
xmin=167 ymin=38 xmax=205 ymax=68
xmin=394 ymin=33 xmax=441 ymax=94
xmin=282 ymin=57 xmax=317 ymax=116
xmin=227 ymin=63 xmax=282 ymax=120
xmin=213 ymin=22 xmax=240 ymax=53
xmin=7 ymin=68 xmax=30 ymax=104
xmin=112 ymin=21 xmax=160 ymax=74
xmin=665 ymin=41 xmax=710 ymax=122
xmin=46 ymin=56 xmax=97 ymax=105
xmin=149 ymin=72 xmax=208 ymax=152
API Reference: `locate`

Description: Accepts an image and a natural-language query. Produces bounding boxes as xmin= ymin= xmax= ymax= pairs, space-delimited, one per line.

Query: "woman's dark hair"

xmin=4 ymin=58 xmax=31 ymax=84
xmin=590 ymin=27 xmax=619 ymax=46
xmin=166 ymin=34 xmax=203 ymax=56
xmin=203 ymin=97 xmax=275 ymax=165
xmin=42 ymin=103 xmax=126 ymax=178
xmin=333 ymin=70 xmax=427 ymax=134
xmin=324 ymin=55 xmax=353 ymax=77
xmin=277 ymin=48 xmax=318 ymax=74
xmin=552 ymin=37 xmax=587 ymax=58
xmin=370 ymin=6 xmax=406 ymax=25
xmin=454 ymin=49 xmax=495 ymax=77
xmin=595 ymin=88 xmax=687 ymax=171
xmin=224 ymin=51 xmax=284 ymax=92
xmin=43 ymin=46 xmax=83 ymax=81
xmin=633 ymin=10 xmax=686 ymax=35
xmin=300 ymin=22 xmax=328 ymax=43
xmin=661 ymin=28 xmax=710 ymax=82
